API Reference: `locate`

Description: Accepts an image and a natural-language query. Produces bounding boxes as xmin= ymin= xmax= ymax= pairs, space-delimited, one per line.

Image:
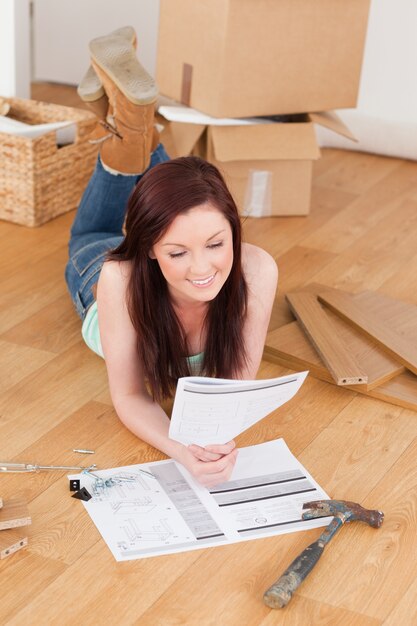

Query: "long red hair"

xmin=109 ymin=156 xmax=248 ymax=400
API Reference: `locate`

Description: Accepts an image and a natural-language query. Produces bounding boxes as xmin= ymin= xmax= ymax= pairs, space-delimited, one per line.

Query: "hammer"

xmin=263 ymin=499 xmax=384 ymax=609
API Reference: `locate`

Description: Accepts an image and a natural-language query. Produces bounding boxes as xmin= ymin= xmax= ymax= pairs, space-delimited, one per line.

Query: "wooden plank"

xmin=294 ymin=283 xmax=417 ymax=331
xmin=286 ymin=292 xmax=368 ymax=385
xmin=319 ymin=290 xmax=417 ymax=375
xmin=0 ymin=528 xmax=28 ymax=559
xmin=264 ymin=321 xmax=335 ymax=383
xmin=367 ymin=371 xmax=417 ymax=412
xmin=264 ymin=313 xmax=403 ymax=392
xmin=289 ymin=284 xmax=407 ymax=389
xmin=0 ymin=498 xmax=31 ymax=530
xmin=265 ymin=286 xmax=417 ymax=410
xmin=354 ymin=290 xmax=417 ymax=334
xmin=264 ymin=328 xmax=417 ymax=412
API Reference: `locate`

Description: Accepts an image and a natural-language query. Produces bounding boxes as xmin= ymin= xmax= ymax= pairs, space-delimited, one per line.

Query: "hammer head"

xmin=302 ymin=499 xmax=384 ymax=528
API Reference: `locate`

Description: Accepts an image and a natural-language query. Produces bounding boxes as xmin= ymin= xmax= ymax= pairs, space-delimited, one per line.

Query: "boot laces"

xmin=99 ymin=119 xmax=123 ymax=139
xmin=88 ymin=119 xmax=123 ymax=145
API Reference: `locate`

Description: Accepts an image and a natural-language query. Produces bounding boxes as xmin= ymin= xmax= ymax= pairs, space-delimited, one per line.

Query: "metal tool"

xmin=263 ymin=499 xmax=384 ymax=609
xmin=0 ymin=462 xmax=97 ymax=474
xmin=72 ymin=449 xmax=95 ymax=454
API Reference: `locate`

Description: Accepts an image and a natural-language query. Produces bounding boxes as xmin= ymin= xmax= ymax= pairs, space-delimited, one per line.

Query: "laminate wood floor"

xmin=1 ymin=83 xmax=417 ymax=625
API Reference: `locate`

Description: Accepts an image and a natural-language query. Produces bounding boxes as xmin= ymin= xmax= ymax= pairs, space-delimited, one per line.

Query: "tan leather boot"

xmin=89 ymin=32 xmax=158 ymax=175
xmin=77 ymin=26 xmax=137 ymax=121
xmin=77 ymin=65 xmax=108 ymax=120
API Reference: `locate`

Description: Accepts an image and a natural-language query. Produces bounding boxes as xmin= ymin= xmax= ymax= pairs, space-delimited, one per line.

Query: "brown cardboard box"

xmin=157 ymin=0 xmax=371 ymax=119
xmin=157 ymin=110 xmax=355 ymax=216
xmin=204 ymin=112 xmax=355 ymax=216
xmin=156 ymin=112 xmax=205 ymax=159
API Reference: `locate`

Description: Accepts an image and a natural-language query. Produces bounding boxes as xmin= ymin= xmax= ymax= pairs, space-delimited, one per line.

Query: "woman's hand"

xmin=178 ymin=441 xmax=238 ymax=487
xmin=188 ymin=440 xmax=236 ymax=462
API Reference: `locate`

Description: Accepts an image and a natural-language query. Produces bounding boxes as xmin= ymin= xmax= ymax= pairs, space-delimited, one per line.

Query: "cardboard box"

xmin=158 ymin=109 xmax=355 ymax=216
xmin=156 ymin=112 xmax=205 ymax=160
xmin=205 ymin=112 xmax=355 ymax=216
xmin=157 ymin=0 xmax=371 ymax=119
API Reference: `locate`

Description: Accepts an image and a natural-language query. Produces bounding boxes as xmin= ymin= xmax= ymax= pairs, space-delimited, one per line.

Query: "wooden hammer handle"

xmin=263 ymin=540 xmax=324 ymax=609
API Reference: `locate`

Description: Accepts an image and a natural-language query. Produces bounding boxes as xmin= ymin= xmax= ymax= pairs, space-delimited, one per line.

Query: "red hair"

xmin=109 ymin=156 xmax=247 ymax=400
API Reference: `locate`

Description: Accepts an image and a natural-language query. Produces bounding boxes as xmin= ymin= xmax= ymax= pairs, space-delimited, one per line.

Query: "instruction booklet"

xmin=70 ymin=438 xmax=330 ymax=561
xmin=169 ymin=371 xmax=308 ymax=446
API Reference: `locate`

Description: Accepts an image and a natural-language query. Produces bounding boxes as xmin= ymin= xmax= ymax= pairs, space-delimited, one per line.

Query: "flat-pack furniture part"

xmin=0 ymin=498 xmax=32 ymax=530
xmin=264 ymin=286 xmax=417 ymax=411
xmin=286 ymin=291 xmax=369 ymax=386
xmin=0 ymin=529 xmax=28 ymax=559
xmin=318 ymin=290 xmax=417 ymax=376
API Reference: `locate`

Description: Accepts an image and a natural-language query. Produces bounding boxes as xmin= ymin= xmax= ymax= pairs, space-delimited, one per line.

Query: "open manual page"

xmin=169 ymin=371 xmax=308 ymax=445
xmin=69 ymin=438 xmax=330 ymax=561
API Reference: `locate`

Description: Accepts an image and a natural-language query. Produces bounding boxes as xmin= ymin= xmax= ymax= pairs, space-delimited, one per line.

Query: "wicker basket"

xmin=0 ymin=97 xmax=99 ymax=226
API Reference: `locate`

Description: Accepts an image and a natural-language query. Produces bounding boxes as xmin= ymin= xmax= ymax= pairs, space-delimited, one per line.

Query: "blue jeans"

xmin=65 ymin=143 xmax=170 ymax=320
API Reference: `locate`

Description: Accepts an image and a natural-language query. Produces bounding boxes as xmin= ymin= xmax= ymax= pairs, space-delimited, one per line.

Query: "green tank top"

xmin=81 ymin=301 xmax=204 ymax=373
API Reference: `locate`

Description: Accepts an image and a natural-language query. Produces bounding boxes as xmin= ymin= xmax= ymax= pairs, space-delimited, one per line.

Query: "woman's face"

xmin=150 ymin=202 xmax=234 ymax=307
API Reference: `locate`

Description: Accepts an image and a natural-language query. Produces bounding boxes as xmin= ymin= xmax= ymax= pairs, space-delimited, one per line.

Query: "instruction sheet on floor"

xmin=69 ymin=438 xmax=330 ymax=561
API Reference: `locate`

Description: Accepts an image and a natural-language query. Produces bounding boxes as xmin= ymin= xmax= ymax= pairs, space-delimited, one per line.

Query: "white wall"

xmin=356 ymin=0 xmax=417 ymax=124
xmin=33 ymin=0 xmax=160 ymax=84
xmin=0 ymin=0 xmax=31 ymax=98
xmin=316 ymin=0 xmax=417 ymax=159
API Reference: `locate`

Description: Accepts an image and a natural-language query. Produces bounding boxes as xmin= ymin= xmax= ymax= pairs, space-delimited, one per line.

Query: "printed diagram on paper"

xmin=169 ymin=371 xmax=308 ymax=446
xmin=78 ymin=465 xmax=225 ymax=560
xmin=70 ymin=438 xmax=331 ymax=561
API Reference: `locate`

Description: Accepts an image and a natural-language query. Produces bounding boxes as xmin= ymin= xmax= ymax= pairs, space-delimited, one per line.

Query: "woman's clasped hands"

xmin=180 ymin=440 xmax=238 ymax=488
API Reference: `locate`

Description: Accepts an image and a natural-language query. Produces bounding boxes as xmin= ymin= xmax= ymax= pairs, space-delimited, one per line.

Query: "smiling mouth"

xmin=189 ymin=274 xmax=216 ymax=287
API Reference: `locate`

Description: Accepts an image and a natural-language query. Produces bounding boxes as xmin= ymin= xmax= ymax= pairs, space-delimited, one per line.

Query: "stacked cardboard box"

xmin=156 ymin=0 xmax=371 ymax=216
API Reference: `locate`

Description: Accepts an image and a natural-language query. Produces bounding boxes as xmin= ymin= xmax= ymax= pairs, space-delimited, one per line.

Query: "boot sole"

xmin=0 ymin=98 xmax=10 ymax=117
xmin=78 ymin=26 xmax=138 ymax=102
xmin=89 ymin=34 xmax=158 ymax=106
xmin=77 ymin=65 xmax=104 ymax=102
